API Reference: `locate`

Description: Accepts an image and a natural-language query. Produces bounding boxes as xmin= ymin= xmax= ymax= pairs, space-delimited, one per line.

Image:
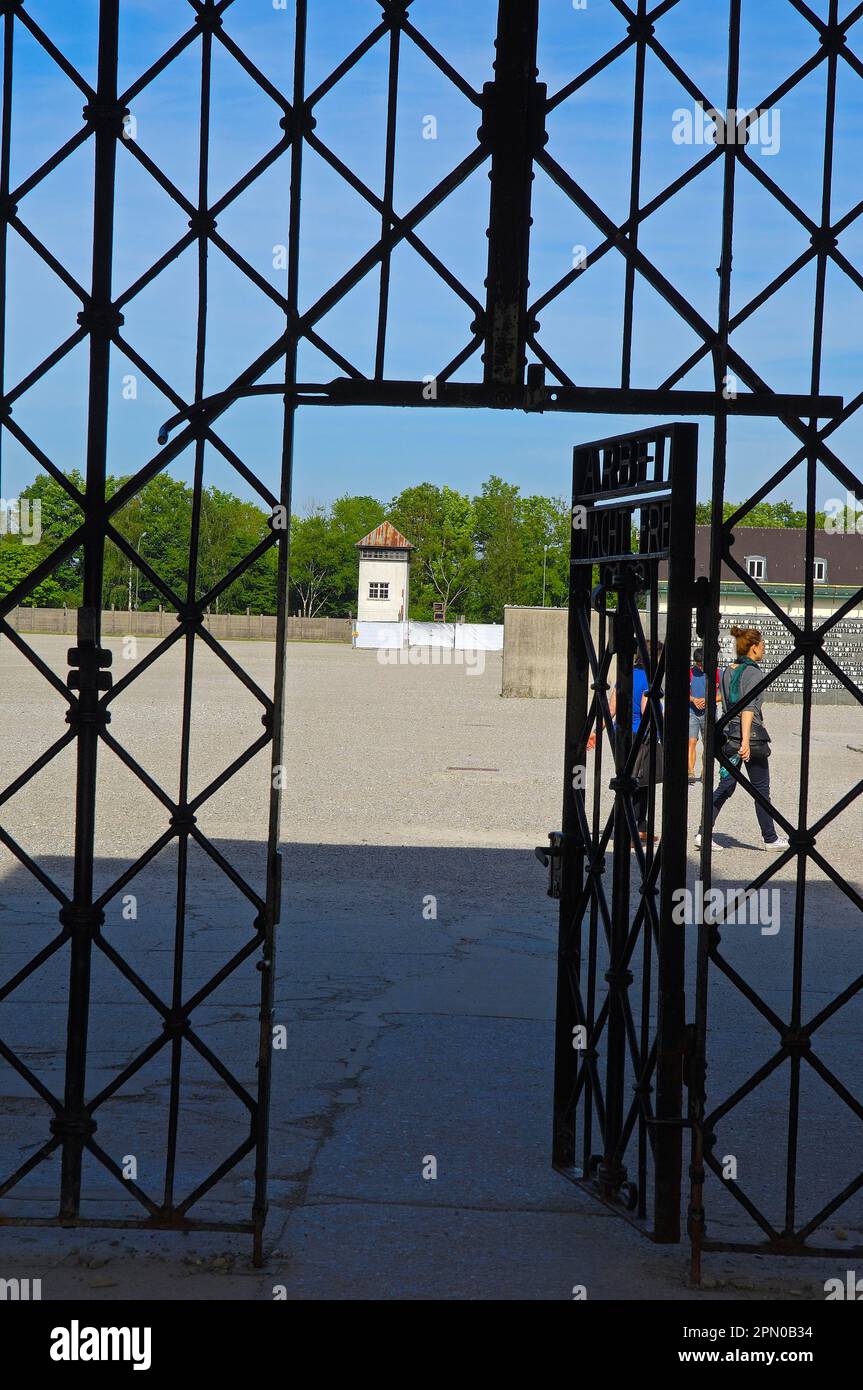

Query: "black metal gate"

xmin=0 ymin=0 xmax=291 ymax=1264
xmin=542 ymin=423 xmax=696 ymax=1241
xmin=549 ymin=415 xmax=863 ymax=1275
xmin=0 ymin=0 xmax=856 ymax=1273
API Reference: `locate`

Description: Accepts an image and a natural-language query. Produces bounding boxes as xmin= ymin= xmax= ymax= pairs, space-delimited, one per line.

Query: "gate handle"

xmin=535 ymin=831 xmax=565 ymax=899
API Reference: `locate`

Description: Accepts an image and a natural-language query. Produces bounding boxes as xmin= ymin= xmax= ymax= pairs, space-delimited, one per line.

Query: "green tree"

xmin=328 ymin=494 xmax=386 ymax=613
xmin=198 ymin=488 xmax=271 ymax=613
xmin=0 ymin=533 xmax=72 ymax=606
xmin=472 ymin=475 xmax=525 ymax=621
xmin=0 ymin=472 xmax=84 ymax=608
xmin=289 ymin=510 xmax=340 ymax=617
xmin=107 ymin=472 xmax=192 ymax=608
xmin=103 ymin=479 xmax=147 ymax=610
xmin=287 ymin=495 xmax=383 ymax=617
xmin=518 ymin=494 xmax=570 ymax=608
xmin=694 ymin=499 xmax=826 ymax=528
xmin=389 ymin=482 xmax=477 ymax=619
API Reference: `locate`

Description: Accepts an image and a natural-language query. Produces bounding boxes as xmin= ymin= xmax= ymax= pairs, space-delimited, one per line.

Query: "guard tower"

xmin=356 ymin=522 xmax=413 ymax=623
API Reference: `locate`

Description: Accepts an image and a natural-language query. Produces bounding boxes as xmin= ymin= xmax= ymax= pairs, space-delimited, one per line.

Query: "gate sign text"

xmin=573 ymin=429 xmax=679 ymax=566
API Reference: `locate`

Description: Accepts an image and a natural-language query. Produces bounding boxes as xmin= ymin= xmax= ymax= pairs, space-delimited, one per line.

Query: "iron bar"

xmin=158 ymin=382 xmax=843 ymax=442
xmin=551 ymin=454 xmax=593 ymax=1171
xmin=482 ymin=0 xmax=543 ymax=387
xmin=57 ymin=0 xmax=120 ymax=1224
xmin=653 ymin=424 xmax=697 ymax=1242
xmin=1 ymin=0 xmax=861 ymax=1277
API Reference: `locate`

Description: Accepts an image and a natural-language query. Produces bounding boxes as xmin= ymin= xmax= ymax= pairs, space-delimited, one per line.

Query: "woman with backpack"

xmin=695 ymin=626 xmax=790 ymax=852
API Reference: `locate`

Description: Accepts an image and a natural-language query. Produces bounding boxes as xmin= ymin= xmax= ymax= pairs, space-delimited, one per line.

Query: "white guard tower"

xmin=356 ymin=522 xmax=413 ymax=623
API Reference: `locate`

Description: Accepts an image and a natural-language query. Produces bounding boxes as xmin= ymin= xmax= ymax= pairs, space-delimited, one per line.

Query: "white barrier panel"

xmin=355 ymin=621 xmax=503 ymax=650
xmin=355 ymin=621 xmax=405 ymax=649
xmin=454 ymin=624 xmax=503 ymax=651
xmin=406 ymin=622 xmax=504 ymax=649
xmin=408 ymin=622 xmax=457 ymax=648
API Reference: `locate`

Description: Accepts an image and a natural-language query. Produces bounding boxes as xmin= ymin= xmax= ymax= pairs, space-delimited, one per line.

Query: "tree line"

xmin=0 ymin=470 xmax=815 ymax=622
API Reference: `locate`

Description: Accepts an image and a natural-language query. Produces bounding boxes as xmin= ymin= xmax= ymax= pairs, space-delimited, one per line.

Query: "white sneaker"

xmin=763 ymin=837 xmax=791 ymax=851
xmin=694 ymin=833 xmax=723 ymax=851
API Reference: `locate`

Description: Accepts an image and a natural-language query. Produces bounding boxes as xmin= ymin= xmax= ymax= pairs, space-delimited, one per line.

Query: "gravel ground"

xmin=0 ymin=635 xmax=861 ymax=1300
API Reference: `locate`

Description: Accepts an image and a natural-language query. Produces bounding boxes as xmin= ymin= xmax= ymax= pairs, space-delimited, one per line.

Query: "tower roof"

xmin=356 ymin=521 xmax=413 ymax=550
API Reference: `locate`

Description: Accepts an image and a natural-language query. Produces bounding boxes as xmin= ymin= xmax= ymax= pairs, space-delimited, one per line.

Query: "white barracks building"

xmin=356 ymin=522 xmax=413 ymax=623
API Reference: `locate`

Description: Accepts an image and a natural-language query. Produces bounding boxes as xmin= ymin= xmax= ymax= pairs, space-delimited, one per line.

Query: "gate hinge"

xmin=534 ymin=830 xmax=566 ymax=899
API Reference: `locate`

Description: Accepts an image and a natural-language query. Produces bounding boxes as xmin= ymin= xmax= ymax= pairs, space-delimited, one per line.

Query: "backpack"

xmin=721 ymin=664 xmax=771 ymax=758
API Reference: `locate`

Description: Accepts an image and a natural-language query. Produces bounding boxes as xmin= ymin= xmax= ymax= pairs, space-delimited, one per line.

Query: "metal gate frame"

xmin=542 ymin=423 xmax=696 ymax=1242
xmin=0 ymin=0 xmax=294 ymax=1264
xmin=0 ymin=0 xmax=851 ymax=1268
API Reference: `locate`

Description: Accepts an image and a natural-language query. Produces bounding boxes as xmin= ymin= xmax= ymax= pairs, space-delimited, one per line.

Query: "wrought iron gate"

xmin=542 ymin=423 xmax=696 ymax=1241
xmin=0 ymin=0 xmax=856 ymax=1272
xmin=0 ymin=0 xmax=292 ymax=1263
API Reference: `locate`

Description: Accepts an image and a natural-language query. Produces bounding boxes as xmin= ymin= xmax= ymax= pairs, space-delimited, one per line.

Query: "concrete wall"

xmin=501 ymin=602 xmax=863 ymax=705
xmin=502 ymin=605 xmax=660 ymax=699
xmin=502 ymin=606 xmax=570 ymax=698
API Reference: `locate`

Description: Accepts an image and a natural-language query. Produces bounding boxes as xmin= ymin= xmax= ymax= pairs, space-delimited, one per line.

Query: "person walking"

xmin=588 ymin=642 xmax=663 ymax=845
xmin=695 ymin=626 xmax=790 ymax=852
xmin=688 ymin=645 xmax=720 ymax=783
xmin=631 ymin=642 xmax=663 ymax=843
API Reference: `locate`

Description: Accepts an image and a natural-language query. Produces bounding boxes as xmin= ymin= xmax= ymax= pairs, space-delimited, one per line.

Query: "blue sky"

xmin=2 ymin=0 xmax=863 ymax=517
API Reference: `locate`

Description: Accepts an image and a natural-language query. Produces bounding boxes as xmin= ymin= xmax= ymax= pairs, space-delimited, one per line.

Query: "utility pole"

xmin=133 ymin=530 xmax=147 ymax=610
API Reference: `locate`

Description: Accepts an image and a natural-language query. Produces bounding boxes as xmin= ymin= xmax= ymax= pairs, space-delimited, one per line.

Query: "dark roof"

xmin=356 ymin=521 xmax=413 ymax=550
xmin=692 ymin=526 xmax=863 ymax=585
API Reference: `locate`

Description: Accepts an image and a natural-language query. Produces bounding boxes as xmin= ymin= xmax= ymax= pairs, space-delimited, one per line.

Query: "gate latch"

xmin=535 ymin=831 xmax=565 ymax=899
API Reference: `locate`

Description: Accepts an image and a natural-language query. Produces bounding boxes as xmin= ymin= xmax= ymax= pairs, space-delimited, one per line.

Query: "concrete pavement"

xmin=0 ymin=638 xmax=860 ymax=1299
